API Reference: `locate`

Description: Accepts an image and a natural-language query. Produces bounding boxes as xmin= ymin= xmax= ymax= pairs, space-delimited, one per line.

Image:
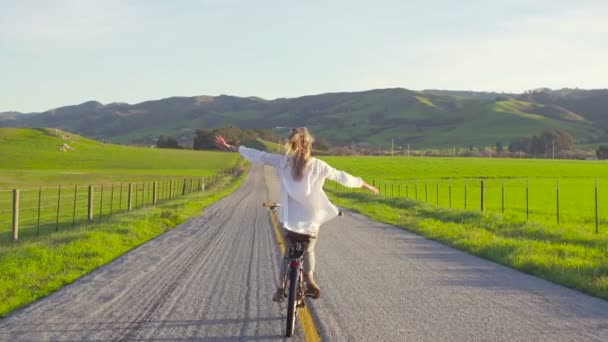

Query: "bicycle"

xmin=263 ymin=202 xmax=342 ymax=337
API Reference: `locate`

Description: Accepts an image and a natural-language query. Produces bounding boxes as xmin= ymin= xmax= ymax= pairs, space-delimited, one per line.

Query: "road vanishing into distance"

xmin=1 ymin=165 xmax=608 ymax=341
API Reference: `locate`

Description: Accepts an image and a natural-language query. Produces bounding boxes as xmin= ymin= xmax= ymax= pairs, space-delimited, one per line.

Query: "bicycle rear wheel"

xmin=286 ymin=266 xmax=299 ymax=337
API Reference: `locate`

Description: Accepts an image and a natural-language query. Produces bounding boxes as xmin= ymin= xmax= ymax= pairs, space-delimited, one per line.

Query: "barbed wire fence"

xmin=330 ymin=177 xmax=607 ymax=233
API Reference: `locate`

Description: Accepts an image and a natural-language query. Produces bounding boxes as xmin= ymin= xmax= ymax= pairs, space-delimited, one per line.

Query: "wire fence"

xmin=330 ymin=177 xmax=608 ymax=232
xmin=1 ymin=167 xmax=239 ymax=243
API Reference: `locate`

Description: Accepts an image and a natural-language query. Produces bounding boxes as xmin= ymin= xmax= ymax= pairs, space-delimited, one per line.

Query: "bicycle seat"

xmin=285 ymin=230 xmax=316 ymax=242
xmin=263 ymin=202 xmax=281 ymax=210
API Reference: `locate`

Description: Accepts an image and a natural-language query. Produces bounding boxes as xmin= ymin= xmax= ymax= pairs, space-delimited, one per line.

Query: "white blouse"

xmin=238 ymin=146 xmax=363 ymax=236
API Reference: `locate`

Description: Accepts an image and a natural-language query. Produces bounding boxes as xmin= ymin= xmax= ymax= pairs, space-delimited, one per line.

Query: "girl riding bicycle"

xmin=215 ymin=128 xmax=378 ymax=301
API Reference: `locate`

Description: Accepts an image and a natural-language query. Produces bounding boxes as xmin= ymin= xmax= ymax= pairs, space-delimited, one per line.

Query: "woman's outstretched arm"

xmin=215 ymin=135 xmax=282 ymax=168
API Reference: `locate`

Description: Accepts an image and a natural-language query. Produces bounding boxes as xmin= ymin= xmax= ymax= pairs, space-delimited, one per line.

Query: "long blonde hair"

xmin=285 ymin=127 xmax=314 ymax=181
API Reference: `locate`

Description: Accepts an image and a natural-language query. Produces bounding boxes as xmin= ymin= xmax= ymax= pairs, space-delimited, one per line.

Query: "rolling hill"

xmin=1 ymin=88 xmax=607 ymax=148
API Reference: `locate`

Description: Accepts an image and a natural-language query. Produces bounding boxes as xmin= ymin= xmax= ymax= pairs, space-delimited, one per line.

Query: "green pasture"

xmin=0 ymin=128 xmax=239 ymax=189
xmin=322 ymin=156 xmax=608 ymax=229
xmin=0 ymin=128 xmax=240 ymax=242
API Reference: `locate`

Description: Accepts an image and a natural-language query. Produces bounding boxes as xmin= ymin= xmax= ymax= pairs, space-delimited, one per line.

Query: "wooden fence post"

xmin=88 ymin=185 xmax=94 ymax=221
xmin=128 ymin=183 xmax=133 ymax=211
xmin=201 ymin=177 xmax=205 ymax=192
xmin=12 ymin=189 xmax=19 ymax=242
xmin=449 ymin=182 xmax=452 ymax=208
xmin=182 ymin=178 xmax=187 ymax=196
xmin=169 ymin=180 xmax=173 ymax=199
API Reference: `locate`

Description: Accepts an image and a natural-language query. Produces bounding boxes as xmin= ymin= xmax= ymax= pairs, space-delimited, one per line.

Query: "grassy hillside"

xmin=1 ymin=88 xmax=605 ymax=149
xmin=0 ymin=128 xmax=239 ymax=189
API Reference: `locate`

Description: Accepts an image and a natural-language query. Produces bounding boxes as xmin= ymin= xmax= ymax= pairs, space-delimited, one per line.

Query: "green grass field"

xmin=0 ymin=128 xmax=240 ymax=242
xmin=0 ymin=128 xmax=239 ymax=189
xmin=322 ymin=156 xmax=608 ymax=228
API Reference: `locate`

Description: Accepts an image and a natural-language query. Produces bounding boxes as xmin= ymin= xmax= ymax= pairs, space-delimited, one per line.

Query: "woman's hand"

xmin=215 ymin=136 xmax=237 ymax=152
xmin=362 ymin=181 xmax=380 ymax=195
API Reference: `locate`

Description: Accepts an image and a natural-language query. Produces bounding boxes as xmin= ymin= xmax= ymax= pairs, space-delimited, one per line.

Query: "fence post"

xmin=128 ymin=183 xmax=133 ymax=211
xmin=415 ymin=182 xmax=418 ymax=200
xmin=169 ymin=180 xmax=173 ymax=199
xmin=391 ymin=183 xmax=394 ymax=197
xmin=72 ymin=185 xmax=78 ymax=226
xmin=56 ymin=185 xmax=62 ymax=232
xmin=556 ymin=179 xmax=560 ymax=226
xmin=119 ymin=184 xmax=123 ymax=211
xmin=182 ymin=178 xmax=187 ymax=196
xmin=481 ymin=180 xmax=484 ymax=212
xmin=190 ymin=178 xmax=194 ymax=194
xmin=449 ymin=182 xmax=452 ymax=208
xmin=201 ymin=177 xmax=205 ymax=192
xmin=12 ymin=189 xmax=19 ymax=242
xmin=88 ymin=185 xmax=94 ymax=221
xmin=398 ymin=184 xmax=401 ymax=197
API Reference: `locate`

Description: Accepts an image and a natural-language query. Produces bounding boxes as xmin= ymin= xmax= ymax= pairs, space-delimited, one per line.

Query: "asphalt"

xmin=1 ymin=164 xmax=607 ymax=341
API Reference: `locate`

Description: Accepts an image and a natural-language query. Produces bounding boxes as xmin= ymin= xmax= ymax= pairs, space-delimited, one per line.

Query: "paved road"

xmin=1 ymin=165 xmax=608 ymax=341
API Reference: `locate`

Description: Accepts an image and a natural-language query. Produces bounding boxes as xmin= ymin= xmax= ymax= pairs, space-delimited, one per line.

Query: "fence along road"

xmin=1 ymin=165 xmax=608 ymax=341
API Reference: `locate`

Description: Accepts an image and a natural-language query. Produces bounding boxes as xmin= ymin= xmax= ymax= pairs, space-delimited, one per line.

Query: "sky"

xmin=1 ymin=0 xmax=607 ymax=112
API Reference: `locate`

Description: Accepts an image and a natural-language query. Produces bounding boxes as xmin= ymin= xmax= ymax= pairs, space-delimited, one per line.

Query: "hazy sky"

xmin=1 ymin=0 xmax=607 ymax=112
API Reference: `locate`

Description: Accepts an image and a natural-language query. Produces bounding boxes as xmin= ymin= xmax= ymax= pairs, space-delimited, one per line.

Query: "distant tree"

xmin=597 ymin=145 xmax=608 ymax=159
xmin=193 ymin=129 xmax=218 ymax=150
xmin=314 ymin=137 xmax=332 ymax=151
xmin=508 ymin=129 xmax=574 ymax=156
xmin=495 ymin=141 xmax=503 ymax=152
xmin=157 ymin=135 xmax=181 ymax=149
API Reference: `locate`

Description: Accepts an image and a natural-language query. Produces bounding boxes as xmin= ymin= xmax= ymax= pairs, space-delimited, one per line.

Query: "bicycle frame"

xmin=281 ymin=239 xmax=308 ymax=337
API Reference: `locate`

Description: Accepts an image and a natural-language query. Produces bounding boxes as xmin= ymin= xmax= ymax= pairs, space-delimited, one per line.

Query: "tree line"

xmin=508 ymin=129 xmax=574 ymax=156
xmin=156 ymin=127 xmax=278 ymax=151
